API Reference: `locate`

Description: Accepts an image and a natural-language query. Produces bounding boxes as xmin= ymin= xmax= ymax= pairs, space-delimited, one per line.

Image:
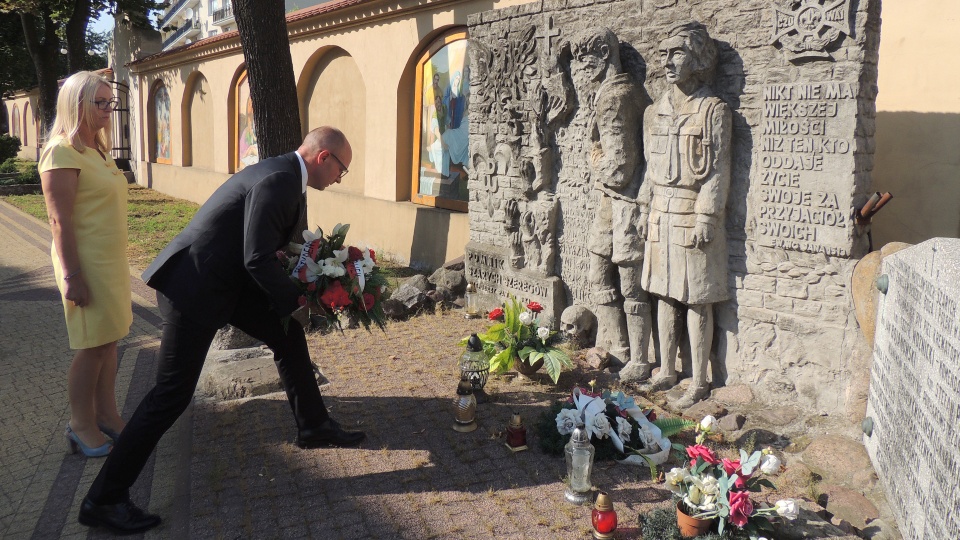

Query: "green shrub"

xmin=0 ymin=159 xmax=17 ymax=173
xmin=0 ymin=135 xmax=21 ymax=162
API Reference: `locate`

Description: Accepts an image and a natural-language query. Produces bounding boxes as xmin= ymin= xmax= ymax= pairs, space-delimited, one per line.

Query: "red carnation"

xmin=363 ymin=293 xmax=375 ymax=310
xmin=297 ymin=295 xmax=307 ymax=307
xmin=348 ymin=246 xmax=363 ymax=262
xmin=488 ymin=307 xmax=504 ymax=320
xmin=368 ymin=249 xmax=376 ymax=263
xmin=307 ymin=282 xmax=317 ymax=292
xmin=320 ymin=280 xmax=352 ymax=309
xmin=526 ymin=301 xmax=543 ymax=313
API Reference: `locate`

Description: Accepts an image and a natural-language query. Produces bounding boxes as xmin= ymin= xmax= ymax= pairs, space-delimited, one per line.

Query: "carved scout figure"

xmin=639 ymin=22 xmax=732 ymax=407
xmin=573 ymin=28 xmax=652 ymax=375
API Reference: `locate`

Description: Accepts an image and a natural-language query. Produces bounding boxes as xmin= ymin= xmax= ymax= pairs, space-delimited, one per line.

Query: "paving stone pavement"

xmin=0 ymin=200 xmax=863 ymax=540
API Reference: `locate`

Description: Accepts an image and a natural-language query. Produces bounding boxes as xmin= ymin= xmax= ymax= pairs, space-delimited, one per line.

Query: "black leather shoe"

xmin=297 ymin=418 xmax=366 ymax=448
xmin=78 ymin=497 xmax=161 ymax=535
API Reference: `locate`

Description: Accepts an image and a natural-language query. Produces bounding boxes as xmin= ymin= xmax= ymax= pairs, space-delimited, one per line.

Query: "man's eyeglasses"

xmin=92 ymin=98 xmax=121 ymax=111
xmin=328 ymin=151 xmax=349 ymax=179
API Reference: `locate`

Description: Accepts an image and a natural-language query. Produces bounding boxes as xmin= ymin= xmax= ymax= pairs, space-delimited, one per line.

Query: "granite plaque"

xmin=864 ymin=239 xmax=960 ymax=540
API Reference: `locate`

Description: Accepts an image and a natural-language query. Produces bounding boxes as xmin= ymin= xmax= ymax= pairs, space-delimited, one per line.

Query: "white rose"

xmin=775 ymin=499 xmax=799 ymax=520
xmin=760 ymin=454 xmax=782 ymax=475
xmin=589 ymin=413 xmax=611 ymax=439
xmin=664 ymin=467 xmax=690 ymax=494
xmin=519 ymin=311 xmax=534 ymax=325
xmin=537 ymin=326 xmax=551 ymax=341
xmin=616 ymin=416 xmax=633 ymax=440
xmin=556 ymin=409 xmax=582 ymax=435
xmin=699 ymin=475 xmax=719 ymax=495
xmin=700 ymin=415 xmax=717 ymax=432
xmin=638 ymin=424 xmax=659 ymax=449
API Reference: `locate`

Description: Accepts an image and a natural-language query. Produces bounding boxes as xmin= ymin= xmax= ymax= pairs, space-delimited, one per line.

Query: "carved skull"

xmin=560 ymin=305 xmax=597 ymax=347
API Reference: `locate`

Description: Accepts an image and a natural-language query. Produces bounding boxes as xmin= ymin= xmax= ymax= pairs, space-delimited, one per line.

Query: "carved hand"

xmin=637 ymin=214 xmax=648 ymax=239
xmin=692 ymin=221 xmax=713 ymax=248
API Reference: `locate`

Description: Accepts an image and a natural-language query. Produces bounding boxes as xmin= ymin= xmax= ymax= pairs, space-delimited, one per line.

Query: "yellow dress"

xmin=39 ymin=137 xmax=132 ymax=349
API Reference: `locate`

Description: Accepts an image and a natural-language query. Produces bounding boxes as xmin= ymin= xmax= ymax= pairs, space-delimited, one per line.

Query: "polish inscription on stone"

xmin=864 ymin=239 xmax=960 ymax=540
xmin=465 ymin=241 xmax=566 ymax=325
xmin=755 ymin=82 xmax=858 ymax=257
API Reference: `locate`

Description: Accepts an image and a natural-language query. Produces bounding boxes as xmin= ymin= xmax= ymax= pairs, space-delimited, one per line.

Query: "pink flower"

xmin=687 ymin=444 xmax=720 ymax=467
xmin=728 ymin=490 xmax=754 ymax=528
xmin=488 ymin=307 xmax=504 ymax=320
xmin=526 ymin=301 xmax=543 ymax=313
xmin=722 ymin=458 xmax=749 ymax=489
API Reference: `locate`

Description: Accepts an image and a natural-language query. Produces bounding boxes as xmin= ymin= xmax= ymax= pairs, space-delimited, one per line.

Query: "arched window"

xmin=151 ymin=83 xmax=172 ymax=164
xmin=22 ymin=103 xmax=32 ymax=147
xmin=411 ymin=29 xmax=470 ymax=212
xmin=183 ymin=72 xmax=213 ymax=169
xmin=234 ymin=71 xmax=258 ymax=171
xmin=11 ymin=105 xmax=20 ymax=140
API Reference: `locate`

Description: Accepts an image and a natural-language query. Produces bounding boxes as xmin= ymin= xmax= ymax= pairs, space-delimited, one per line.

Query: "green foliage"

xmin=638 ymin=507 xmax=743 ymax=540
xmin=0 ymin=135 xmax=21 ymax=162
xmin=653 ymin=417 xmax=697 ymax=438
xmin=474 ymin=294 xmax=572 ymax=383
xmin=0 ymin=158 xmax=17 ymax=173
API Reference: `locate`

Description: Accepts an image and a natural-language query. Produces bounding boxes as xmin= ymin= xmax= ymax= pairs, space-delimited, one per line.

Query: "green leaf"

xmin=652 ymin=417 xmax=697 ymax=438
xmin=756 ymin=478 xmax=777 ymax=490
xmin=741 ymin=450 xmax=762 ymax=476
xmin=623 ymin=446 xmax=659 ymax=481
xmin=489 ymin=348 xmax=512 ymax=373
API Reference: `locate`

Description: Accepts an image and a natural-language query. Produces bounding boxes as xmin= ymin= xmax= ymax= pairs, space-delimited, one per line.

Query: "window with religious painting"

xmin=152 ymin=85 xmax=172 ymax=164
xmin=11 ymin=106 xmax=20 ymax=140
xmin=411 ymin=29 xmax=470 ymax=212
xmin=234 ymin=71 xmax=259 ymax=171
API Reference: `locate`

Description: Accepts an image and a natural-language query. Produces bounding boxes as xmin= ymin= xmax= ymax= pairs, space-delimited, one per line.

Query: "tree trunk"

xmin=233 ymin=0 xmax=306 ymax=238
xmin=20 ymin=12 xmax=61 ymax=133
xmin=65 ymin=0 xmax=93 ymax=75
xmin=232 ymin=0 xmax=302 ymax=158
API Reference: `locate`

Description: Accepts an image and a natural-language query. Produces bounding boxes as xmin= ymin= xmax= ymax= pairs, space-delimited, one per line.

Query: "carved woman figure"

xmin=638 ymin=22 xmax=732 ymax=407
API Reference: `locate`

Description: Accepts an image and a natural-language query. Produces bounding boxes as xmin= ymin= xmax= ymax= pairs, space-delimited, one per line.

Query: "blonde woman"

xmin=39 ymin=71 xmax=131 ymax=457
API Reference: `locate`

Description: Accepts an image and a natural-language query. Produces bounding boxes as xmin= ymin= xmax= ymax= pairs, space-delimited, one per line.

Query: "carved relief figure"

xmin=570 ymin=28 xmax=652 ymax=371
xmin=639 ymin=22 xmax=732 ymax=407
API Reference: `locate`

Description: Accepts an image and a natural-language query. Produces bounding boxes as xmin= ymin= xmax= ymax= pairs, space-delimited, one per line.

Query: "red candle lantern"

xmin=591 ymin=491 xmax=617 ymax=539
xmin=505 ymin=412 xmax=528 ymax=452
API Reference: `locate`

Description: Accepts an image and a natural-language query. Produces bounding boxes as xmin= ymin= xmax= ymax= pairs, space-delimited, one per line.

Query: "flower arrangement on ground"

xmin=278 ymin=224 xmax=388 ymax=331
xmin=664 ymin=430 xmax=797 ymax=537
xmin=471 ymin=295 xmax=573 ymax=383
xmin=537 ymin=385 xmax=695 ymax=477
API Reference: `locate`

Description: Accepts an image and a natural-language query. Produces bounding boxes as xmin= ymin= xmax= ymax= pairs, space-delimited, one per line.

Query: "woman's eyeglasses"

xmin=92 ymin=98 xmax=121 ymax=111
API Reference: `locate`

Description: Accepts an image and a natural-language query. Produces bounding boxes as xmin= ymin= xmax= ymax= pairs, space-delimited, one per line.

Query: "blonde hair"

xmin=44 ymin=71 xmax=112 ymax=154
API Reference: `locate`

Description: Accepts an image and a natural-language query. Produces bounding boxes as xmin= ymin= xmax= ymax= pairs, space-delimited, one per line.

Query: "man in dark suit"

xmin=78 ymin=126 xmax=364 ymax=534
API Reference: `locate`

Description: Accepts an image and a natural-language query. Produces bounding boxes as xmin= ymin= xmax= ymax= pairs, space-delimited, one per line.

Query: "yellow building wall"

xmin=128 ymin=0 xmax=532 ymax=269
xmin=872 ymin=0 xmax=960 ymax=247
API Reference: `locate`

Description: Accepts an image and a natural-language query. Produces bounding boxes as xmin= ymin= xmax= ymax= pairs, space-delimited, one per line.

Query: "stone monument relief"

xmin=863 ymin=239 xmax=960 ymax=540
xmin=465 ymin=0 xmax=881 ymax=414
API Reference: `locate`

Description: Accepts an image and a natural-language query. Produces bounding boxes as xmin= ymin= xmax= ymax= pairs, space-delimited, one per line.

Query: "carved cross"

xmin=535 ymin=15 xmax=561 ymax=57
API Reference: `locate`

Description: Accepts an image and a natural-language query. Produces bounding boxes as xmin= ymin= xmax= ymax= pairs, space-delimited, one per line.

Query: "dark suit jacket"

xmin=142 ymin=153 xmax=305 ymax=328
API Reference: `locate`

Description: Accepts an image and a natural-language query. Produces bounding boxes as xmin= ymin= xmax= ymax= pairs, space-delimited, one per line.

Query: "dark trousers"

xmin=87 ymin=292 xmax=329 ymax=504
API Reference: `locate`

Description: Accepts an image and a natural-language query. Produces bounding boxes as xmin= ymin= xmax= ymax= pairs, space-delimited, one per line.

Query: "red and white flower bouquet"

xmin=278 ymin=223 xmax=388 ymax=331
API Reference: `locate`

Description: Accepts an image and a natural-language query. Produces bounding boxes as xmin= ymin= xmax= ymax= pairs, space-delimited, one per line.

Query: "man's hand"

xmin=692 ymin=221 xmax=713 ymax=248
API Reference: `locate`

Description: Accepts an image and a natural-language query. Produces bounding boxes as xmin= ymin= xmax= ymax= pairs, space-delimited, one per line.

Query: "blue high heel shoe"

xmin=65 ymin=424 xmax=112 ymax=457
xmin=98 ymin=424 xmax=122 ymax=442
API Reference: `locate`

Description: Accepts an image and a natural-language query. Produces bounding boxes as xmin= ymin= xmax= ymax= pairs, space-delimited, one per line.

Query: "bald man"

xmin=80 ymin=127 xmax=363 ymax=535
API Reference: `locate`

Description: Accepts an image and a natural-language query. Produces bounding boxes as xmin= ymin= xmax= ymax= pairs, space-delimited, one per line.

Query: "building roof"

xmin=128 ymin=0 xmax=370 ymax=67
